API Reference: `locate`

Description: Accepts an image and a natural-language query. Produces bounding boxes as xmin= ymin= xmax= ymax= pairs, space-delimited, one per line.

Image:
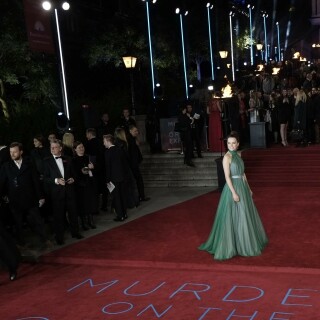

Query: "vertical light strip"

xmin=55 ymin=8 xmax=69 ymax=119
xmin=229 ymin=13 xmax=235 ymax=82
xmin=276 ymin=22 xmax=281 ymax=61
xmin=248 ymin=6 xmax=253 ymax=65
xmin=179 ymin=14 xmax=188 ymax=99
xmin=207 ymin=7 xmax=215 ymax=80
xmin=263 ymin=15 xmax=268 ymax=63
xmin=145 ymin=1 xmax=155 ymax=98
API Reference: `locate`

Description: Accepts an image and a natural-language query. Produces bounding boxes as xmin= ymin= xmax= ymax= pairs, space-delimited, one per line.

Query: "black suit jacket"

xmin=43 ymin=155 xmax=76 ymax=200
xmin=0 ymin=156 xmax=42 ymax=211
xmin=127 ymin=135 xmax=143 ymax=169
xmin=104 ymin=145 xmax=129 ymax=183
xmin=0 ymin=146 xmax=10 ymax=169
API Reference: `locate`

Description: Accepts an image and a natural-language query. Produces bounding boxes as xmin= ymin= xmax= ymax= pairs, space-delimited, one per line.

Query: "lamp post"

xmin=176 ymin=8 xmax=189 ymax=100
xmin=262 ymin=12 xmax=268 ymax=63
xmin=142 ymin=0 xmax=156 ymax=99
xmin=122 ymin=56 xmax=137 ymax=117
xmin=42 ymin=1 xmax=70 ymax=120
xmin=206 ymin=3 xmax=215 ymax=81
xmin=247 ymin=4 xmax=254 ymax=66
xmin=256 ymin=40 xmax=263 ymax=63
xmin=276 ymin=21 xmax=281 ymax=62
xmin=229 ymin=11 xmax=235 ymax=82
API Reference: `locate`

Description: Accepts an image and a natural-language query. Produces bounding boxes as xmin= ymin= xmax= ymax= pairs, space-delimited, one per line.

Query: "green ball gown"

xmin=199 ymin=150 xmax=268 ymax=260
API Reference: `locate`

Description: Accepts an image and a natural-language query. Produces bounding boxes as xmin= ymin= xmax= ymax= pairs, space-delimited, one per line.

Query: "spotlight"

xmin=42 ymin=1 xmax=51 ymax=10
xmin=62 ymin=2 xmax=70 ymax=10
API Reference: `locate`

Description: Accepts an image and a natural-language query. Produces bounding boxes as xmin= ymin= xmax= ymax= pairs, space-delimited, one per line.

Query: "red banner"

xmin=23 ymin=0 xmax=55 ymax=54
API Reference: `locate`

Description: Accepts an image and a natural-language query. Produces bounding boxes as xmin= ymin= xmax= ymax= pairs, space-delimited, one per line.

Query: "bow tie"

xmin=55 ymin=156 xmax=62 ymax=159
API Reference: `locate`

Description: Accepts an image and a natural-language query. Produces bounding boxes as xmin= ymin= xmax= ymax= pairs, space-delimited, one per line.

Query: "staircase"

xmin=140 ymin=152 xmax=220 ymax=188
xmin=242 ymin=145 xmax=320 ymax=187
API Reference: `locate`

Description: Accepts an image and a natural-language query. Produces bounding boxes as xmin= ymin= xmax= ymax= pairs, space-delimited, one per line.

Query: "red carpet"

xmin=1 ymin=144 xmax=320 ymax=319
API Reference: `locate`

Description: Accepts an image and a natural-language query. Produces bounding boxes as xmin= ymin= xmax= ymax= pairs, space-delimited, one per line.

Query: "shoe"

xmin=72 ymin=233 xmax=84 ymax=240
xmin=42 ymin=240 xmax=54 ymax=250
xmin=139 ymin=197 xmax=150 ymax=202
xmin=186 ymin=161 xmax=195 ymax=167
xmin=124 ymin=214 xmax=128 ymax=219
xmin=113 ymin=216 xmax=125 ymax=222
xmin=198 ymin=154 xmax=203 ymax=158
xmin=281 ymin=141 xmax=286 ymax=147
xmin=100 ymin=206 xmax=108 ymax=212
xmin=55 ymin=236 xmax=65 ymax=246
xmin=88 ymin=215 xmax=97 ymax=229
xmin=9 ymin=272 xmax=17 ymax=281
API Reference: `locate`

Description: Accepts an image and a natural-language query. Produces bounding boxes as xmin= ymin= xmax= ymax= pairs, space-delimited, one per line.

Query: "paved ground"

xmin=22 ymin=187 xmax=215 ymax=258
xmin=66 ymin=186 xmax=215 ymax=244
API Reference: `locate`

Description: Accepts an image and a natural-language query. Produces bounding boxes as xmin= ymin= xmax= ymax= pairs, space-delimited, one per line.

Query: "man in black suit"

xmin=103 ymin=134 xmax=129 ymax=222
xmin=0 ymin=142 xmax=51 ymax=248
xmin=118 ymin=108 xmax=136 ymax=134
xmin=85 ymin=128 xmax=106 ymax=212
xmin=186 ymin=104 xmax=203 ymax=158
xmin=43 ymin=139 xmax=83 ymax=245
xmin=128 ymin=125 xmax=150 ymax=202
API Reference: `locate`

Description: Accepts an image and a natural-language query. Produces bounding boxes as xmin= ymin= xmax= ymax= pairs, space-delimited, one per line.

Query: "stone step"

xmin=144 ymin=180 xmax=218 ymax=188
xmin=143 ymin=172 xmax=216 ymax=181
xmin=140 ymin=152 xmax=219 ymax=188
xmin=141 ymin=163 xmax=216 ymax=170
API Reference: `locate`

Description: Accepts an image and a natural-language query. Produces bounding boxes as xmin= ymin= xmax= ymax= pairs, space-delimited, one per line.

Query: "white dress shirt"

xmin=54 ymin=155 xmax=64 ymax=178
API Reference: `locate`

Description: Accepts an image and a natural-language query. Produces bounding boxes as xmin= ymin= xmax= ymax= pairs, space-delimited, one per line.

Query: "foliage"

xmin=0 ymin=0 xmax=59 ymax=143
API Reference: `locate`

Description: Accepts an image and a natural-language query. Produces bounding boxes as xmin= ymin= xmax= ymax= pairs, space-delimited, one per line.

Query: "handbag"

xmin=290 ymin=128 xmax=304 ymax=142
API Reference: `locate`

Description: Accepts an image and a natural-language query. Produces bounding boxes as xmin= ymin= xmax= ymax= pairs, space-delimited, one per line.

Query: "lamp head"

xmin=62 ymin=2 xmax=70 ymax=10
xmin=175 ymin=8 xmax=180 ymax=14
xmin=42 ymin=1 xmax=51 ymax=10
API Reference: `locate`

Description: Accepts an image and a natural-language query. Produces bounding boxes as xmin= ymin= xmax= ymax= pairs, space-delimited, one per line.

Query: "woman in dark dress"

xmin=62 ymin=132 xmax=75 ymax=157
xmin=114 ymin=127 xmax=139 ymax=209
xmin=278 ymin=89 xmax=292 ymax=146
xmin=30 ymin=135 xmax=51 ymax=179
xmin=72 ymin=141 xmax=97 ymax=230
xmin=267 ymin=93 xmax=280 ymax=144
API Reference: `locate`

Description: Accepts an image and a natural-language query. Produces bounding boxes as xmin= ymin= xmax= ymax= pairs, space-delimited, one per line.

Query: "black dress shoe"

xmin=55 ymin=236 xmax=65 ymax=246
xmin=9 ymin=271 xmax=17 ymax=281
xmin=139 ymin=197 xmax=150 ymax=202
xmin=198 ymin=154 xmax=203 ymax=158
xmin=72 ymin=233 xmax=84 ymax=240
xmin=113 ymin=216 xmax=125 ymax=222
xmin=186 ymin=161 xmax=195 ymax=167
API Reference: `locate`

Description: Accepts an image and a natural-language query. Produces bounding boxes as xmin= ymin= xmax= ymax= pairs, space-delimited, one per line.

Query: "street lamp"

xmin=142 ymin=0 xmax=156 ymax=99
xmin=229 ymin=11 xmax=235 ymax=82
xmin=122 ymin=56 xmax=137 ymax=117
xmin=247 ymin=4 xmax=254 ymax=66
xmin=206 ymin=3 xmax=215 ymax=81
xmin=219 ymin=51 xmax=228 ymax=59
xmin=42 ymin=1 xmax=70 ymax=120
xmin=256 ymin=40 xmax=263 ymax=62
xmin=176 ymin=8 xmax=189 ymax=100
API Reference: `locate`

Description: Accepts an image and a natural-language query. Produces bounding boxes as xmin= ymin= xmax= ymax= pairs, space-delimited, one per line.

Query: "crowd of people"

xmin=207 ymin=66 xmax=320 ymax=149
xmin=0 ymin=107 xmax=150 ymax=281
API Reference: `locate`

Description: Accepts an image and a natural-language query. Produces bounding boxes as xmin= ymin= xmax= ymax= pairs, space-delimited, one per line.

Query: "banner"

xmin=160 ymin=118 xmax=181 ymax=151
xmin=23 ymin=0 xmax=55 ymax=54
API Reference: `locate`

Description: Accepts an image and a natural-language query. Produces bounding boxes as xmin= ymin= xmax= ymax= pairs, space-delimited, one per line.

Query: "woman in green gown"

xmin=199 ymin=131 xmax=268 ymax=260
